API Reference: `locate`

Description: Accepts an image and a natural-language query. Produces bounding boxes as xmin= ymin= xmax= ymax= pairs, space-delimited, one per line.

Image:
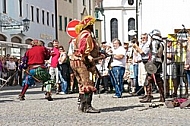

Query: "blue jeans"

xmin=109 ymin=66 xmax=125 ymax=97
xmin=186 ymin=70 xmax=190 ymax=88
xmin=58 ymin=71 xmax=68 ymax=93
xmin=133 ymin=64 xmax=139 ymax=89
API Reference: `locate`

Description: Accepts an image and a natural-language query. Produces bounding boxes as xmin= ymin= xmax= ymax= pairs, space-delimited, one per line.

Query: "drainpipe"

xmin=101 ymin=1 xmax=106 ymax=42
xmin=55 ymin=0 xmax=58 ymax=39
xmin=136 ymin=0 xmax=138 ymax=39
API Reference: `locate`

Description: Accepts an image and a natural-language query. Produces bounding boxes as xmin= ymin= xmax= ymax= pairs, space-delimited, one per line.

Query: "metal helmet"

xmin=150 ymin=29 xmax=162 ymax=41
xmin=149 ymin=29 xmax=161 ymax=37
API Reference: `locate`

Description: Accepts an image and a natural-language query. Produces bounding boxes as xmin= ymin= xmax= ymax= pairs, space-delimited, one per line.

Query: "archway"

xmin=0 ymin=34 xmax=7 ymax=56
xmin=48 ymin=42 xmax=53 ymax=47
xmin=0 ymin=34 xmax=7 ymax=41
xmin=25 ymin=38 xmax=33 ymax=45
xmin=11 ymin=36 xmax=22 ymax=43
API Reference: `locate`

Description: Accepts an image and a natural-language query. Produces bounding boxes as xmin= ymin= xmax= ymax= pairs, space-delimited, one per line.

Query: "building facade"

xmin=100 ymin=0 xmax=136 ymax=44
xmin=101 ymin=0 xmax=190 ymax=43
xmin=56 ymin=0 xmax=101 ymax=50
xmin=0 ymin=0 xmax=56 ymax=57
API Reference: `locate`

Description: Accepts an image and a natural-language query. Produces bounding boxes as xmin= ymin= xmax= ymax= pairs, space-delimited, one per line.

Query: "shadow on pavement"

xmin=100 ymin=104 xmax=145 ymax=112
xmin=0 ymin=99 xmax=15 ymax=103
xmin=0 ymin=90 xmax=43 ymax=96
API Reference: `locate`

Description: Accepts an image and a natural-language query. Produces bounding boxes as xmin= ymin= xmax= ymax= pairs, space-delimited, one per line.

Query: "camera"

xmin=99 ymin=49 xmax=110 ymax=58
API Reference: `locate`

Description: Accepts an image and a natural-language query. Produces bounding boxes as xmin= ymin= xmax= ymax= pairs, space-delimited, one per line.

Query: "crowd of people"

xmin=0 ymin=55 xmax=22 ymax=86
xmin=2 ymin=15 xmax=190 ymax=113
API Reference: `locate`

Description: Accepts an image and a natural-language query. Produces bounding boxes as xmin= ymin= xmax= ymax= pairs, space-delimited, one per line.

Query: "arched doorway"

xmin=39 ymin=40 xmax=45 ymax=46
xmin=0 ymin=34 xmax=7 ymax=56
xmin=11 ymin=36 xmax=22 ymax=58
xmin=11 ymin=36 xmax=22 ymax=43
xmin=25 ymin=38 xmax=33 ymax=45
xmin=0 ymin=34 xmax=6 ymax=41
xmin=48 ymin=42 xmax=53 ymax=48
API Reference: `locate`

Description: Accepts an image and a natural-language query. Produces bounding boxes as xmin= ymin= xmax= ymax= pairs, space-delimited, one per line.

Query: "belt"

xmin=9 ymin=69 xmax=15 ymax=71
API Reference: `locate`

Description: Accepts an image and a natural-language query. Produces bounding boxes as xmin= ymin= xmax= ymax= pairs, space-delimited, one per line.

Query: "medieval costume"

xmin=19 ymin=40 xmax=54 ymax=101
xmin=133 ymin=30 xmax=165 ymax=102
xmin=70 ymin=16 xmax=101 ymax=113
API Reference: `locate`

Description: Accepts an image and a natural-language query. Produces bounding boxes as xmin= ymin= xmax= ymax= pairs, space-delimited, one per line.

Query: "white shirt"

xmin=111 ymin=46 xmax=126 ymax=67
xmin=7 ymin=61 xmax=16 ymax=70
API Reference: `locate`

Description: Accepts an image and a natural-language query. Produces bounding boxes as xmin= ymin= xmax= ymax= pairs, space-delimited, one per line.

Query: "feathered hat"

xmin=75 ymin=15 xmax=96 ymax=34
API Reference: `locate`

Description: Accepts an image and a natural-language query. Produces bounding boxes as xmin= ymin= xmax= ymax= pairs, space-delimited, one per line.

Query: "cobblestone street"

xmin=0 ymin=85 xmax=190 ymax=126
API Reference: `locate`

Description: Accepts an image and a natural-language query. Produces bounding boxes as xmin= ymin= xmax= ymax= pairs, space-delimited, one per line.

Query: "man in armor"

xmin=70 ymin=16 xmax=102 ymax=113
xmin=133 ymin=29 xmax=165 ymax=102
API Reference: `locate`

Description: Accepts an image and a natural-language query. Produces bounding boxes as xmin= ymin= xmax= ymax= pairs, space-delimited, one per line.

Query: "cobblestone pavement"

xmin=0 ymin=85 xmax=190 ymax=126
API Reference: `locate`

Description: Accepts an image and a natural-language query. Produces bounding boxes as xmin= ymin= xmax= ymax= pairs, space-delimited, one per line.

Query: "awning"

xmin=0 ymin=41 xmax=30 ymax=48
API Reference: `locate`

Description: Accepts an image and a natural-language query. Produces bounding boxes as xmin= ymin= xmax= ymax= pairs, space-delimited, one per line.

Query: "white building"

xmin=101 ymin=0 xmax=190 ymax=43
xmin=101 ymin=0 xmax=136 ymax=43
xmin=0 ymin=0 xmax=55 ymax=57
xmin=140 ymin=0 xmax=190 ymax=37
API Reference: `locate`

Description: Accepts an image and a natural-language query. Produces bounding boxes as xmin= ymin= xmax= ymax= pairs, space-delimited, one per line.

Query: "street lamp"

xmin=22 ymin=18 xmax=30 ymax=32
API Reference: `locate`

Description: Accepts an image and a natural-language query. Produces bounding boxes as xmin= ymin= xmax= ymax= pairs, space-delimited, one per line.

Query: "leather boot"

xmin=84 ymin=93 xmax=100 ymax=113
xmin=18 ymin=94 xmax=25 ymax=100
xmin=78 ymin=94 xmax=86 ymax=112
xmin=140 ymin=82 xmax=152 ymax=103
xmin=19 ymin=84 xmax=29 ymax=100
xmin=140 ymin=95 xmax=152 ymax=103
xmin=157 ymin=79 xmax=165 ymax=102
xmin=45 ymin=92 xmax=53 ymax=101
xmin=139 ymin=95 xmax=147 ymax=99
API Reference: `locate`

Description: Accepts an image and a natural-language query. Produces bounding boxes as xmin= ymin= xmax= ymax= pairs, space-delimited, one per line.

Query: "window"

xmin=42 ymin=10 xmax=45 ymax=24
xmin=110 ymin=18 xmax=118 ymax=41
xmin=69 ymin=0 xmax=72 ymax=3
xmin=59 ymin=15 xmax=62 ymax=30
xmin=3 ymin=0 xmax=6 ymax=13
xmin=128 ymin=18 xmax=135 ymax=41
xmin=52 ymin=14 xmax=54 ymax=27
xmin=64 ymin=17 xmax=67 ymax=31
xmin=128 ymin=0 xmax=134 ymax=6
xmin=31 ymin=6 xmax=34 ymax=21
xmin=83 ymin=0 xmax=86 ymax=6
xmin=19 ymin=0 xmax=22 ymax=16
xmin=36 ymin=8 xmax=39 ymax=23
xmin=51 ymin=14 xmax=54 ymax=27
xmin=47 ymin=12 xmax=49 ymax=26
xmin=95 ymin=29 xmax=98 ymax=38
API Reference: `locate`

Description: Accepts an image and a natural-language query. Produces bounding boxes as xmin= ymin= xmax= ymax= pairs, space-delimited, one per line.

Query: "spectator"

xmin=110 ymin=38 xmax=126 ymax=98
xmin=57 ymin=46 xmax=69 ymax=94
xmin=49 ymin=40 xmax=60 ymax=94
xmin=7 ymin=56 xmax=16 ymax=86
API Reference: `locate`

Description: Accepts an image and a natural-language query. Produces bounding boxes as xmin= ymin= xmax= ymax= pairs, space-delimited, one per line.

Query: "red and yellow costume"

xmin=70 ymin=16 xmax=100 ymax=113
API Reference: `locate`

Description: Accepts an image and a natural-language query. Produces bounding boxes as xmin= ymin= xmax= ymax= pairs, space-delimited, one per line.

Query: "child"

xmin=129 ymin=58 xmax=135 ymax=93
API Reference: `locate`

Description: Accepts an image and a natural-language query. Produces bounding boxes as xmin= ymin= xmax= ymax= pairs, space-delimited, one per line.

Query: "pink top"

xmin=50 ymin=47 xmax=60 ymax=68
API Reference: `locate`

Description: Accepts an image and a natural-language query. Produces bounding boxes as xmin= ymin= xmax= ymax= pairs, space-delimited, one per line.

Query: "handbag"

xmin=2 ymin=72 xmax=7 ymax=78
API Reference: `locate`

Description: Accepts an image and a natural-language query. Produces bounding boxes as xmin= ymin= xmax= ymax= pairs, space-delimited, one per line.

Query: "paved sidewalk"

xmin=0 ymin=85 xmax=190 ymax=126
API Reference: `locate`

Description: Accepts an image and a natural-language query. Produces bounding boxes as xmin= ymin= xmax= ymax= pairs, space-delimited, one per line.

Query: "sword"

xmin=0 ymin=70 xmax=18 ymax=90
xmin=24 ymin=70 xmax=41 ymax=83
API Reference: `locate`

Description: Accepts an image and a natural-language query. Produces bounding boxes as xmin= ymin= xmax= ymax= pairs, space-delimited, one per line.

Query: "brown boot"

xmin=78 ymin=94 xmax=85 ymax=112
xmin=159 ymin=96 xmax=165 ymax=102
xmin=138 ymin=95 xmax=147 ymax=99
xmin=84 ymin=93 xmax=100 ymax=113
xmin=45 ymin=92 xmax=53 ymax=101
xmin=140 ymin=95 xmax=152 ymax=103
xmin=156 ymin=79 xmax=165 ymax=102
xmin=18 ymin=94 xmax=25 ymax=101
